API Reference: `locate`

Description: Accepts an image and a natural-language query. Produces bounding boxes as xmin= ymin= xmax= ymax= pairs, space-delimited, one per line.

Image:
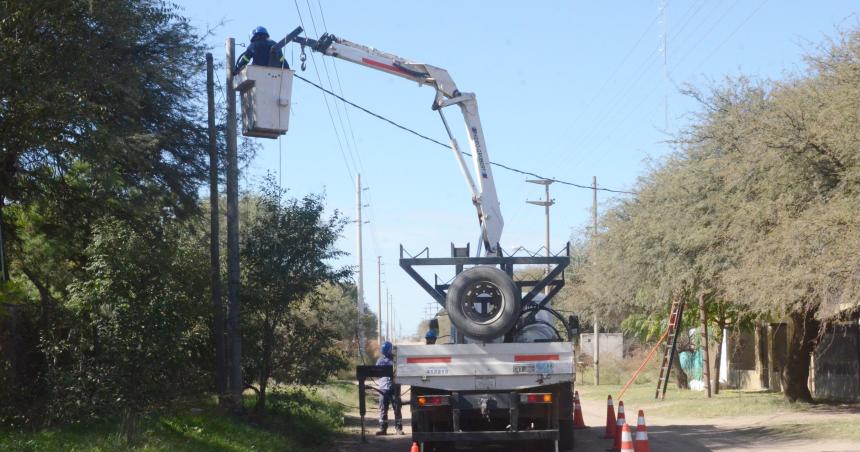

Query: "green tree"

xmin=56 ymin=213 xmax=211 ymax=439
xmin=241 ymin=181 xmax=350 ymax=414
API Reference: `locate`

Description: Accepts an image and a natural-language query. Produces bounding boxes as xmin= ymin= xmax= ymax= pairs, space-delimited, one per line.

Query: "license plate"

xmin=513 ymin=363 xmax=536 ymax=374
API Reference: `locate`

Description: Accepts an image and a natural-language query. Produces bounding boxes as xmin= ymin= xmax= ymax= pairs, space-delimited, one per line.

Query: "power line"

xmin=292 ymin=0 xmax=355 ymax=181
xmin=292 ymin=73 xmax=635 ymax=195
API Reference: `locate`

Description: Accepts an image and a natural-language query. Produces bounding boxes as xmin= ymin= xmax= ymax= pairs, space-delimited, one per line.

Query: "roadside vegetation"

xmin=0 ymin=385 xmax=348 ymax=451
xmin=559 ymin=26 xmax=860 ymax=403
xmin=0 ymin=0 xmax=373 ymax=447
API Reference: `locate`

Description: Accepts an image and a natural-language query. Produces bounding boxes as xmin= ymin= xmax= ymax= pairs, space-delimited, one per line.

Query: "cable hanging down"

xmin=292 ymin=73 xmax=636 ymax=195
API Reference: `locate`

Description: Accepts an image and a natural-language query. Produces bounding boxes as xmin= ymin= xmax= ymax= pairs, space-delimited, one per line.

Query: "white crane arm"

xmin=291 ymin=31 xmax=504 ymax=255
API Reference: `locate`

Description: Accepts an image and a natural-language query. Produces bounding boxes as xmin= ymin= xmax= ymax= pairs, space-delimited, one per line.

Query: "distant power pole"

xmin=225 ymin=38 xmax=243 ymax=408
xmin=377 ymin=256 xmax=382 ymax=346
xmin=592 ymin=176 xmax=599 ymax=386
xmin=526 ymin=179 xmax=555 ymax=293
xmin=356 ymin=174 xmax=366 ymax=362
xmin=386 ymin=289 xmax=391 ymax=341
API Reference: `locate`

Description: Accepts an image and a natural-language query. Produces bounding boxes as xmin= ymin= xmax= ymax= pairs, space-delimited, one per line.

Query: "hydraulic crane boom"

xmin=279 ymin=27 xmax=504 ymax=255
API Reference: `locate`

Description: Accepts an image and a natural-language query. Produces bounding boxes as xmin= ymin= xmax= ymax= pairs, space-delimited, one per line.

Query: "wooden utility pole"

xmin=206 ymin=53 xmax=226 ymax=395
xmin=377 ymin=256 xmax=382 ymax=346
xmin=592 ymin=176 xmax=600 ymax=386
xmin=225 ymin=38 xmax=243 ymax=410
xmin=0 ymin=197 xmax=7 ymax=282
xmin=699 ymin=292 xmax=712 ymax=398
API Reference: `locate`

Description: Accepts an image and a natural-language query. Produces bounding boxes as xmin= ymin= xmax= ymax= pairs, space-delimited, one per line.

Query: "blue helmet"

xmin=425 ymin=329 xmax=438 ymax=339
xmin=250 ymin=26 xmax=269 ymax=42
xmin=381 ymin=341 xmax=393 ymax=357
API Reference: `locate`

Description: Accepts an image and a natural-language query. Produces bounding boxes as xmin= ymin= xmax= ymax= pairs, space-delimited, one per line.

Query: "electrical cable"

xmin=292 ymin=72 xmax=635 ymax=195
xmin=292 ymin=0 xmax=355 ymax=181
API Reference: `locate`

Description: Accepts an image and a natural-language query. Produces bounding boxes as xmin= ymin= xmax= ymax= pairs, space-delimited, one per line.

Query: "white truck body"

xmin=395 ymin=342 xmax=574 ymax=391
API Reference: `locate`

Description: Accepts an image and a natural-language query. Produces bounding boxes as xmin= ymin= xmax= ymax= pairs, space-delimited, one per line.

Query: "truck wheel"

xmin=557 ymin=382 xmax=574 ymax=450
xmin=446 ymin=266 xmax=521 ymax=341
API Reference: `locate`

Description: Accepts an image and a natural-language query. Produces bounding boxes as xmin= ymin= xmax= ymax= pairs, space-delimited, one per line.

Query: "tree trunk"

xmin=255 ymin=316 xmax=274 ymax=415
xmin=698 ymin=292 xmax=711 ymax=398
xmin=781 ymin=309 xmax=819 ymax=402
xmin=713 ymin=318 xmax=726 ymax=395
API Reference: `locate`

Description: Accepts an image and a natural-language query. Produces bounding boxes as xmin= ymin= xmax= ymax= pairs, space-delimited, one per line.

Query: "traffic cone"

xmin=619 ymin=423 xmax=635 ymax=452
xmin=573 ymin=390 xmax=586 ymax=429
xmin=610 ymin=401 xmax=626 ymax=451
xmin=603 ymin=395 xmax=616 ymax=439
xmin=635 ymin=410 xmax=650 ymax=452
xmin=410 ymin=442 xmax=419 ymax=452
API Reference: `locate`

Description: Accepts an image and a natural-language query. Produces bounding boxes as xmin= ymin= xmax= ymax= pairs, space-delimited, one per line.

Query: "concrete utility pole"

xmin=377 ymin=256 xmax=382 ymax=346
xmin=592 ymin=176 xmax=600 ymax=386
xmin=225 ymin=38 xmax=243 ymax=408
xmin=206 ymin=53 xmax=226 ymax=395
xmin=386 ymin=289 xmax=391 ymax=340
xmin=356 ymin=174 xmax=366 ymax=362
xmin=526 ymin=179 xmax=555 ymax=294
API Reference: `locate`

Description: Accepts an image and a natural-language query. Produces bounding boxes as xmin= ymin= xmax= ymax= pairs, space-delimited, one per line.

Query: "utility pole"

xmin=0 ymin=196 xmax=7 ymax=282
xmin=225 ymin=38 xmax=243 ymax=409
xmin=526 ymin=179 xmax=555 ymax=294
xmin=386 ymin=289 xmax=391 ymax=341
xmin=355 ymin=174 xmax=367 ymax=362
xmin=592 ymin=176 xmax=600 ymax=386
xmin=377 ymin=256 xmax=382 ymax=346
xmin=206 ymin=53 xmax=226 ymax=395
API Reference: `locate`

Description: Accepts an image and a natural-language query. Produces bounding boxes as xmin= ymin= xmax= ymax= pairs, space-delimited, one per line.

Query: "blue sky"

xmin=180 ymin=0 xmax=858 ymax=339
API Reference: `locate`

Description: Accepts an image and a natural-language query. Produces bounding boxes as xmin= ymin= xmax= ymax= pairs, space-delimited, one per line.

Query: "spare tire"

xmin=446 ymin=266 xmax=521 ymax=341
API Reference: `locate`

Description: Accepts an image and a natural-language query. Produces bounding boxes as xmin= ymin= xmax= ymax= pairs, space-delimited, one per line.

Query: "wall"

xmin=812 ymin=322 xmax=860 ymax=402
xmin=579 ymin=333 xmax=624 ymax=361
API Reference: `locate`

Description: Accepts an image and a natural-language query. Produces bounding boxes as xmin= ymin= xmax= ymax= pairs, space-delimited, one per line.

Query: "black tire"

xmin=557 ymin=382 xmax=575 ymax=451
xmin=446 ymin=266 xmax=521 ymax=341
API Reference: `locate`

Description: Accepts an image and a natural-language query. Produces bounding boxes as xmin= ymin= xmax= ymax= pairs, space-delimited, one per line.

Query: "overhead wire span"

xmin=292 ymin=72 xmax=635 ymax=195
xmin=292 ymin=0 xmax=355 ymax=181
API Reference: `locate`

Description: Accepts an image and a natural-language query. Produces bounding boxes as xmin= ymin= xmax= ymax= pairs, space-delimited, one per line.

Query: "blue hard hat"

xmin=250 ymin=26 xmax=269 ymax=41
xmin=425 ymin=329 xmax=438 ymax=339
xmin=381 ymin=341 xmax=393 ymax=356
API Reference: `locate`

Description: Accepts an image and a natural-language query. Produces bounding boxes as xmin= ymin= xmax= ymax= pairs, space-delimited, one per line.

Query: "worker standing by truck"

xmin=375 ymin=341 xmax=403 ymax=435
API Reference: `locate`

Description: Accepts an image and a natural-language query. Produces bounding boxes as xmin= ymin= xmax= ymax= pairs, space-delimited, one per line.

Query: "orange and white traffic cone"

xmin=410 ymin=442 xmax=419 ymax=452
xmin=610 ymin=401 xmax=626 ymax=451
xmin=603 ymin=395 xmax=616 ymax=439
xmin=573 ymin=390 xmax=586 ymax=429
xmin=619 ymin=423 xmax=635 ymax=452
xmin=635 ymin=410 xmax=650 ymax=452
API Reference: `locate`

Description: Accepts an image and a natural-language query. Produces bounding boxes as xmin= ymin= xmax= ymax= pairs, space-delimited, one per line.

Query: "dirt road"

xmin=333 ymin=389 xmax=858 ymax=451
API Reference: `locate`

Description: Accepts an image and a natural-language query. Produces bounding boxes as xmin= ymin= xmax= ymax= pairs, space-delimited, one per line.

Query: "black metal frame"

xmin=355 ymin=365 xmax=393 ymax=442
xmin=399 ymin=242 xmax=571 ymax=342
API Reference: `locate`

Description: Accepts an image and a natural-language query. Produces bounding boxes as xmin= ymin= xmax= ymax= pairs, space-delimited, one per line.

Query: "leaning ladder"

xmin=655 ymin=295 xmax=686 ymax=400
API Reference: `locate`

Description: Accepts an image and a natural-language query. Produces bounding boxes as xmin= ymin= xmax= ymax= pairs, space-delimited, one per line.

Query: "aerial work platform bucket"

xmin=233 ymin=66 xmax=293 ymax=139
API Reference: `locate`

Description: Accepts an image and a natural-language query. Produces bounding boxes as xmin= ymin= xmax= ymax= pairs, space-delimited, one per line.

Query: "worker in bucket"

xmin=234 ymin=26 xmax=287 ymax=73
xmin=375 ymin=341 xmax=403 ymax=435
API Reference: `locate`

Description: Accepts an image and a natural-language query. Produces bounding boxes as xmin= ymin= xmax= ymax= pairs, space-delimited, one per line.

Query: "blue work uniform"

xmin=234 ymin=38 xmax=287 ymax=72
xmin=376 ymin=354 xmax=402 ymax=431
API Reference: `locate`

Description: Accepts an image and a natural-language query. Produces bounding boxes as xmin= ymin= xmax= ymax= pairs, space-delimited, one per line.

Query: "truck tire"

xmin=557 ymin=382 xmax=575 ymax=450
xmin=446 ymin=266 xmax=521 ymax=341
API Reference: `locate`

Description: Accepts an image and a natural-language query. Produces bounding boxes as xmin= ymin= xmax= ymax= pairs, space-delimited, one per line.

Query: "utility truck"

xmin=233 ymin=26 xmax=579 ymax=452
